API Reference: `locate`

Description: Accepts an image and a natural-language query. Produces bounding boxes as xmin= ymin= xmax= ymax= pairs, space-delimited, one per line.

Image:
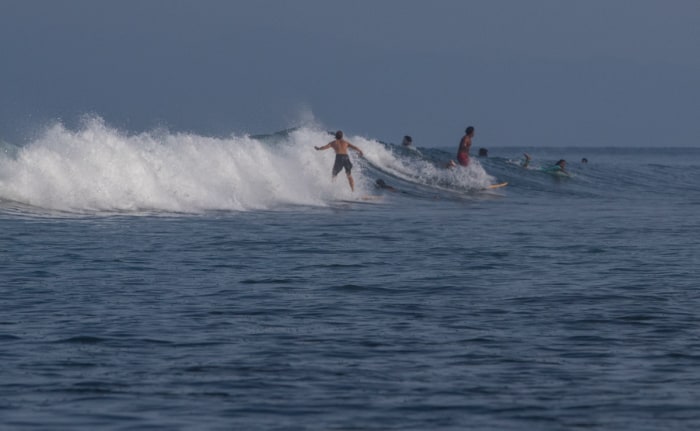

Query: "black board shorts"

xmin=332 ymin=154 xmax=353 ymax=176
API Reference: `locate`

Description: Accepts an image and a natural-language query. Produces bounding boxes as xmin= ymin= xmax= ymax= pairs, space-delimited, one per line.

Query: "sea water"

xmin=1 ymin=120 xmax=699 ymax=430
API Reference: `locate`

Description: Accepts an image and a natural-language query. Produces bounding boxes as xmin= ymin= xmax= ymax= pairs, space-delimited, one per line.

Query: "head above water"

xmin=335 ymin=130 xmax=343 ymax=140
xmin=556 ymin=159 xmax=566 ymax=167
xmin=402 ymin=135 xmax=413 ymax=145
xmin=465 ymin=126 xmax=475 ymax=135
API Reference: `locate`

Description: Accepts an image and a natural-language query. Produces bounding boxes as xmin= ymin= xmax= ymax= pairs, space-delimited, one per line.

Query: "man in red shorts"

xmin=456 ymin=126 xmax=475 ymax=167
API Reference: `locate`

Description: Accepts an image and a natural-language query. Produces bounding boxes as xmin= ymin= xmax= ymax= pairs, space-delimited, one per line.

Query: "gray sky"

xmin=1 ymin=0 xmax=699 ymax=147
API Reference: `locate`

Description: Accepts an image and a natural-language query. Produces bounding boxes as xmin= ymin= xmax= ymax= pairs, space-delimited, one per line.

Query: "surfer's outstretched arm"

xmin=347 ymin=143 xmax=363 ymax=157
xmin=314 ymin=143 xmax=331 ymax=151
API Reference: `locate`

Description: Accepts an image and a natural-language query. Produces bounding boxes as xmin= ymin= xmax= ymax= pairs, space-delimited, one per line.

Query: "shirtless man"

xmin=314 ymin=130 xmax=364 ymax=191
xmin=456 ymin=126 xmax=475 ymax=167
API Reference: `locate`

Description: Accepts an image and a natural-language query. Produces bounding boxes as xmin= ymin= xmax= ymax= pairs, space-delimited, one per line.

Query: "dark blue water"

xmin=2 ymin=143 xmax=700 ymax=430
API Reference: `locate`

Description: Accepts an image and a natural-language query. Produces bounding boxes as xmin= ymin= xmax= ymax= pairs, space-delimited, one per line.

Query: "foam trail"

xmin=356 ymin=136 xmax=496 ymax=191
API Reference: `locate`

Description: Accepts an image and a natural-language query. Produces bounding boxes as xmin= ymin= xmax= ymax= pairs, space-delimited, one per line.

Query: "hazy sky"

xmin=1 ymin=0 xmax=699 ymax=147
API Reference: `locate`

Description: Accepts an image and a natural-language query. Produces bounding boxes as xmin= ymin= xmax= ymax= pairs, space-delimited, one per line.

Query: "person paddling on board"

xmin=456 ymin=126 xmax=474 ymax=167
xmin=375 ymin=179 xmax=398 ymax=192
xmin=315 ymin=130 xmax=364 ymax=192
xmin=535 ymin=158 xmax=569 ymax=175
xmin=552 ymin=159 xmax=568 ymax=174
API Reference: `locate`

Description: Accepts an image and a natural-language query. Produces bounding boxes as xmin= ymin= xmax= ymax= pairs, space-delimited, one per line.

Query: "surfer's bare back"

xmin=315 ymin=130 xmax=364 ymax=192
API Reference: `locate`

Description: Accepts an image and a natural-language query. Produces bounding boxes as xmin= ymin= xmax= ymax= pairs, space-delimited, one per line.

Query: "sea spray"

xmin=0 ymin=120 xmax=364 ymax=212
xmin=0 ymin=118 xmax=499 ymax=214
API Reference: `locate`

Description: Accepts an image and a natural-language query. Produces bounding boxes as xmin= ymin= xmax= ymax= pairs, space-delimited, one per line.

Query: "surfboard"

xmin=335 ymin=195 xmax=383 ymax=204
xmin=485 ymin=182 xmax=508 ymax=189
xmin=541 ymin=167 xmax=571 ymax=177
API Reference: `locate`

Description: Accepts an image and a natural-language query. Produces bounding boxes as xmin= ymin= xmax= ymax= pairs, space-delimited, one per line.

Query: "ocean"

xmin=1 ymin=120 xmax=699 ymax=430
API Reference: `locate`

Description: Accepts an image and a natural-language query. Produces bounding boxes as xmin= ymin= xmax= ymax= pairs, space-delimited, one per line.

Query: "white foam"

xmin=0 ymin=119 xmax=373 ymax=213
xmin=0 ymin=118 xmax=494 ymax=213
xmin=355 ymin=136 xmax=495 ymax=191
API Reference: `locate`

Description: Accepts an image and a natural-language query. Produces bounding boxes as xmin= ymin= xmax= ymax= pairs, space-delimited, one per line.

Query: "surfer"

xmin=552 ymin=159 xmax=568 ymax=174
xmin=536 ymin=159 xmax=568 ymax=175
xmin=401 ymin=134 xmax=423 ymax=155
xmin=375 ymin=179 xmax=398 ymax=192
xmin=456 ymin=126 xmax=474 ymax=167
xmin=315 ymin=130 xmax=364 ymax=192
xmin=522 ymin=155 xmax=568 ymax=174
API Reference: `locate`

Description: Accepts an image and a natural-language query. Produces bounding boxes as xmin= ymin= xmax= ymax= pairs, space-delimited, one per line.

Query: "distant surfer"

xmin=401 ymin=134 xmax=422 ymax=155
xmin=315 ymin=130 xmax=364 ymax=192
xmin=456 ymin=126 xmax=475 ymax=167
xmin=551 ymin=159 xmax=568 ymax=174
xmin=375 ymin=179 xmax=397 ymax=192
xmin=521 ymin=154 xmax=568 ymax=175
xmin=535 ymin=158 xmax=568 ymax=175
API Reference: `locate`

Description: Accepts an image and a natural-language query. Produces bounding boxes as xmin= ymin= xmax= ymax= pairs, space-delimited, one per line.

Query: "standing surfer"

xmin=456 ymin=126 xmax=475 ymax=167
xmin=315 ymin=130 xmax=364 ymax=192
